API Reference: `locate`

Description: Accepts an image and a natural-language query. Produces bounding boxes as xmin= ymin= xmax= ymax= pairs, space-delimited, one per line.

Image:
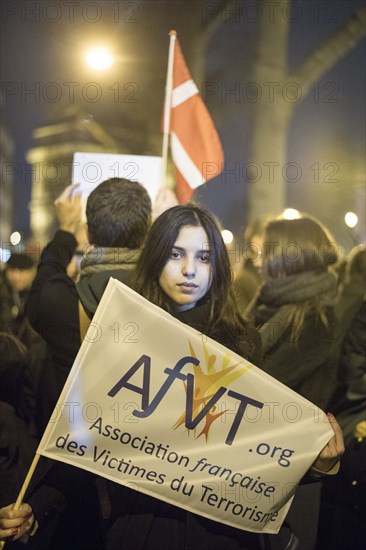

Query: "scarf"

xmin=79 ymin=247 xmax=140 ymax=278
xmin=251 ymin=271 xmax=337 ymax=354
xmin=76 ymin=247 xmax=141 ymax=316
xmin=258 ymin=270 xmax=337 ymax=307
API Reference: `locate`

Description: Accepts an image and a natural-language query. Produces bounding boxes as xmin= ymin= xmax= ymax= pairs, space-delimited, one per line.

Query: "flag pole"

xmin=0 ymin=453 xmax=41 ymax=549
xmin=160 ymin=30 xmax=177 ymax=188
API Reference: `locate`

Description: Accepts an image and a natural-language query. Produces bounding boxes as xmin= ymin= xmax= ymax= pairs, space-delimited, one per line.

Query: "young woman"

xmin=245 ymin=214 xmax=342 ymax=549
xmin=103 ymin=205 xmax=343 ymax=550
xmin=134 ymin=204 xmax=262 ymax=367
xmin=246 ymin=214 xmax=340 ymax=411
xmin=0 ymin=206 xmax=344 ymax=550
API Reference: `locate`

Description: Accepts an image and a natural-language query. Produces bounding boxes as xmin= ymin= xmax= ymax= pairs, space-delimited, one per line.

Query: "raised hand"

xmin=54 ymin=183 xmax=82 ymax=234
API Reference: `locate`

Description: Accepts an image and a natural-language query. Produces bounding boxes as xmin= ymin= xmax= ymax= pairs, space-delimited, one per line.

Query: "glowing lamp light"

xmin=86 ymin=48 xmax=114 ymax=71
xmin=282 ymin=208 xmax=301 ymax=220
xmin=344 ymin=212 xmax=358 ymax=228
xmin=10 ymin=231 xmax=22 ymax=245
xmin=221 ymin=229 xmax=234 ymax=245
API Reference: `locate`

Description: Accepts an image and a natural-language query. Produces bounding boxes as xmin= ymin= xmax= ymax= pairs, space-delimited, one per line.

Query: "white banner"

xmin=72 ymin=152 xmax=162 ymax=220
xmin=37 ymin=279 xmax=333 ymax=534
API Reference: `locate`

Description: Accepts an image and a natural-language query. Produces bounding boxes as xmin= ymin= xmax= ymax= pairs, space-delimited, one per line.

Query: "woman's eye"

xmin=170 ymin=251 xmax=182 ymax=260
xmin=199 ymin=254 xmax=210 ymax=263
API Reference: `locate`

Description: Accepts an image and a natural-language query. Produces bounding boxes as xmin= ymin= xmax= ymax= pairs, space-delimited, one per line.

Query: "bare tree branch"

xmin=290 ymin=8 xmax=366 ymax=96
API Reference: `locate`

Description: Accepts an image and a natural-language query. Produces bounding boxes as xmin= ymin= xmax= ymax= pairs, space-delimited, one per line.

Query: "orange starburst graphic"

xmin=173 ymin=340 xmax=252 ymax=442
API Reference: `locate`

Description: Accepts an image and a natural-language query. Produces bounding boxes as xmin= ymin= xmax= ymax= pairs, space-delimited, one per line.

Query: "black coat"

xmin=171 ymin=301 xmax=263 ymax=368
xmin=248 ymin=272 xmax=341 ymax=411
xmin=26 ymin=230 xmax=138 ymax=425
xmin=0 ymin=402 xmax=37 ymax=508
xmin=25 ymin=231 xmax=139 ymax=549
xmin=254 ymin=304 xmax=340 ymax=411
xmin=25 ymin=230 xmax=81 ymax=396
xmin=338 ymin=299 xmax=366 ymax=403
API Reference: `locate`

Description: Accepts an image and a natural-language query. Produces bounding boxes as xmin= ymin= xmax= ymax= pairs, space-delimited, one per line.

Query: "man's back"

xmin=26 ymin=179 xmax=152 ymax=426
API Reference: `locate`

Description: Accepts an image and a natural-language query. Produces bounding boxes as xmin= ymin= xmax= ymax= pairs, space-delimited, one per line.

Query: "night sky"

xmin=1 ymin=0 xmax=365 ymax=250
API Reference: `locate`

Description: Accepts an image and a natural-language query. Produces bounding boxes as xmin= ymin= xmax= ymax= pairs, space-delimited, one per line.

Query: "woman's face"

xmin=159 ymin=225 xmax=212 ymax=312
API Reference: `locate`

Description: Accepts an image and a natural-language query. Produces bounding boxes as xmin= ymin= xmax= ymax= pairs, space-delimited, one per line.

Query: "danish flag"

xmin=169 ymin=38 xmax=224 ymax=203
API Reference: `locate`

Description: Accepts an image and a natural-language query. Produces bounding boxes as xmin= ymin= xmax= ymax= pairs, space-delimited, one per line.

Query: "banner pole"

xmin=160 ymin=30 xmax=177 ymax=189
xmin=0 ymin=453 xmax=41 ymax=549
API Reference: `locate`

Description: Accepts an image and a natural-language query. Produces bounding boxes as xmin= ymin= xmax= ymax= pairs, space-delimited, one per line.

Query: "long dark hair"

xmin=262 ymin=215 xmax=338 ymax=279
xmin=134 ymin=205 xmax=257 ymax=359
xmin=261 ymin=215 xmax=339 ymax=335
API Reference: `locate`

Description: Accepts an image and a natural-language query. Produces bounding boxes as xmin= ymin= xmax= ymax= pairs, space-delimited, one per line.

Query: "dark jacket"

xmin=25 ymin=230 xmax=80 ymax=394
xmin=171 ymin=301 xmax=263 ymax=368
xmin=0 ymin=401 xmax=38 ymax=508
xmin=26 ymin=231 xmax=139 ymax=416
xmin=248 ymin=271 xmax=341 ymax=411
xmin=245 ymin=271 xmax=341 ymax=549
xmin=338 ymin=299 xmax=366 ymax=403
xmin=0 ymin=275 xmax=29 ymax=336
xmin=330 ymin=276 xmax=366 ymax=408
xmin=335 ymin=276 xmax=366 ymax=339
xmin=25 ymin=230 xmax=141 ymax=549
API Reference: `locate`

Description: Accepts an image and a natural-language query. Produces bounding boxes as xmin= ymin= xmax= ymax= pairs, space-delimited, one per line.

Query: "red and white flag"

xmin=167 ymin=36 xmax=224 ymax=203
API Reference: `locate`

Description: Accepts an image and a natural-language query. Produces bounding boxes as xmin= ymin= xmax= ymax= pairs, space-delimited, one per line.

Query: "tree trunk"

xmin=247 ymin=1 xmax=292 ymax=220
xmin=247 ymin=3 xmax=365 ymax=222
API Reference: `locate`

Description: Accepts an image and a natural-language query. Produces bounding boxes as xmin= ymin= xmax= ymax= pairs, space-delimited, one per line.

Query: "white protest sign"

xmin=72 ymin=152 xmax=162 ymax=219
xmin=37 ymin=279 xmax=333 ymax=534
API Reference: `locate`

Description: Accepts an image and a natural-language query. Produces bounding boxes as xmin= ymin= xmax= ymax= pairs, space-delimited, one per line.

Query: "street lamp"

xmin=344 ymin=211 xmax=358 ymax=229
xmin=85 ymin=47 xmax=114 ymax=71
xmin=221 ymin=229 xmax=234 ymax=245
xmin=10 ymin=231 xmax=22 ymax=245
xmin=344 ymin=212 xmax=359 ymax=247
xmin=282 ymin=208 xmax=301 ymax=220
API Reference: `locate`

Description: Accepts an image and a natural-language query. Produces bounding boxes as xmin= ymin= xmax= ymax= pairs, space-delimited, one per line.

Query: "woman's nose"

xmin=182 ymin=258 xmax=196 ymax=277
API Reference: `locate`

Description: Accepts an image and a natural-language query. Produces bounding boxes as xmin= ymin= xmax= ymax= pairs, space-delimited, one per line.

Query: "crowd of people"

xmin=0 ymin=178 xmax=364 ymax=550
